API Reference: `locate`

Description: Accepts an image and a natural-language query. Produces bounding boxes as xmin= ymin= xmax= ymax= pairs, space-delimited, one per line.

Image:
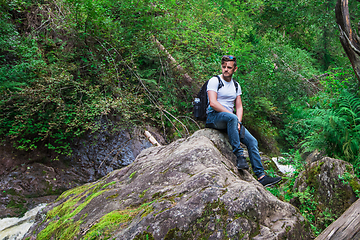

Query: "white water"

xmin=0 ymin=203 xmax=46 ymax=240
xmin=272 ymin=157 xmax=296 ymax=175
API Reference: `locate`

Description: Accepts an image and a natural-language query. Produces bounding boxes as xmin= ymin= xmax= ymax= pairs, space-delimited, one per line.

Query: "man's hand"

xmin=238 ymin=122 xmax=241 ymax=131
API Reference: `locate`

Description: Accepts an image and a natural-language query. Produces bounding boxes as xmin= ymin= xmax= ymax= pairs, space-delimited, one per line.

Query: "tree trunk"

xmin=335 ymin=0 xmax=360 ymax=82
xmin=315 ymin=198 xmax=360 ymax=240
xmin=151 ymin=36 xmax=194 ymax=87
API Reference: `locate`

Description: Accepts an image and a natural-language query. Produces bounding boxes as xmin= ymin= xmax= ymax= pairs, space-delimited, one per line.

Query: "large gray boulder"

xmin=25 ymin=129 xmax=312 ymax=239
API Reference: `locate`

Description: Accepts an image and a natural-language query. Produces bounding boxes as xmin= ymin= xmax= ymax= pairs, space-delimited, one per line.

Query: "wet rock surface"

xmin=0 ymin=126 xmax=163 ymax=218
xmin=69 ymin=126 xmax=159 ymax=182
xmin=24 ymin=129 xmax=313 ymax=240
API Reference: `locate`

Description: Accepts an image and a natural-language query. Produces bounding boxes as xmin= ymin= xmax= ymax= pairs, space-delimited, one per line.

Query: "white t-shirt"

xmin=207 ymin=75 xmax=242 ymax=112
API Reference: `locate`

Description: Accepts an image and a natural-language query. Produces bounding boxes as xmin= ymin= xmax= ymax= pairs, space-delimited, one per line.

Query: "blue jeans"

xmin=206 ymin=111 xmax=265 ymax=178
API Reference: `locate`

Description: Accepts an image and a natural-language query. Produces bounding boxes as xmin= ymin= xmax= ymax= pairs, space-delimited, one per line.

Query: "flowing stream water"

xmin=272 ymin=157 xmax=296 ymax=175
xmin=0 ymin=203 xmax=46 ymax=240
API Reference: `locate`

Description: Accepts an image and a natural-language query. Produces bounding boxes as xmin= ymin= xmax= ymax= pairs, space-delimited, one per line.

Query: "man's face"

xmin=221 ymin=61 xmax=237 ymax=79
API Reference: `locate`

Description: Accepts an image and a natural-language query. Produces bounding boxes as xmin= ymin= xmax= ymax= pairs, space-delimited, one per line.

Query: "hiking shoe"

xmin=236 ymin=155 xmax=249 ymax=170
xmin=259 ymin=175 xmax=282 ymax=187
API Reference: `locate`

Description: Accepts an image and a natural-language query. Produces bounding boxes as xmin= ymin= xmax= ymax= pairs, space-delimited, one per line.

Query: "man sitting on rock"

xmin=206 ymin=55 xmax=282 ymax=187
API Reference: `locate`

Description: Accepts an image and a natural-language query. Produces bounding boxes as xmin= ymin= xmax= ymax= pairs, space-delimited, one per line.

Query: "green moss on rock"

xmin=129 ymin=171 xmax=137 ymax=179
xmin=134 ymin=231 xmax=155 ymax=240
xmin=139 ymin=189 xmax=149 ymax=198
xmin=55 ymin=183 xmax=93 ymax=202
xmin=164 ymin=227 xmax=187 ymax=240
xmin=305 ymin=161 xmax=324 ymax=190
xmin=82 ymin=210 xmax=133 ymax=239
xmin=349 ymin=178 xmax=360 ymax=194
xmin=106 ymin=193 xmax=119 ymax=199
xmin=83 ymin=201 xmax=155 ymax=239
xmin=102 ymin=181 xmax=117 ymax=189
xmin=163 ymin=199 xmax=250 ymax=239
xmin=37 ymin=188 xmax=106 ymax=239
xmin=37 ymin=218 xmax=82 ymax=240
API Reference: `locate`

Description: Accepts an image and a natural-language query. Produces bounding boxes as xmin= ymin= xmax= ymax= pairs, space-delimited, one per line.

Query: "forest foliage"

xmin=1 ymin=0 xmax=360 ymax=163
xmin=1 ymin=0 xmax=360 ymax=235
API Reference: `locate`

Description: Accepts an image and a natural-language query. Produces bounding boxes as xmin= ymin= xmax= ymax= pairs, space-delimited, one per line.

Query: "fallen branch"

xmin=151 ymin=36 xmax=193 ymax=86
xmin=144 ymin=131 xmax=161 ymax=146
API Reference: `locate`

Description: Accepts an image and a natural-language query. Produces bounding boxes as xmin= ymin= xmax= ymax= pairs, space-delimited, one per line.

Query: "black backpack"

xmin=193 ymin=75 xmax=238 ymax=121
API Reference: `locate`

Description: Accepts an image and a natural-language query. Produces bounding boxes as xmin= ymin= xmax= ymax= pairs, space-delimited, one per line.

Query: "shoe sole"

xmin=237 ymin=166 xmax=249 ymax=170
xmin=262 ymin=178 xmax=282 ymax=187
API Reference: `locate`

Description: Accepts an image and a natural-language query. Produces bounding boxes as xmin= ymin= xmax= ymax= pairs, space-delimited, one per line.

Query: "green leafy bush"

xmin=302 ymin=90 xmax=360 ymax=177
xmin=0 ymin=12 xmax=45 ymax=92
xmin=0 ymin=0 xmax=359 ymax=160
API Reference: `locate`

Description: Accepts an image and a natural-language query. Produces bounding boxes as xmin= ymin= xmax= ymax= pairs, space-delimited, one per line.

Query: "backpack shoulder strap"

xmin=232 ymin=79 xmax=239 ymax=93
xmin=214 ymin=75 xmax=239 ymax=93
xmin=214 ymin=75 xmax=224 ymax=91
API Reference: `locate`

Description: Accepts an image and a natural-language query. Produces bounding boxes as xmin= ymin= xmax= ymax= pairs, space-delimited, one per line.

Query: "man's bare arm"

xmin=235 ymin=95 xmax=243 ymax=130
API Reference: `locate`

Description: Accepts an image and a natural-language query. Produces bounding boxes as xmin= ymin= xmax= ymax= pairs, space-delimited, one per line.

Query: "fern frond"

xmin=337 ymin=91 xmax=360 ymax=125
xmin=354 ymin=124 xmax=360 ymax=132
xmin=309 ymin=108 xmax=328 ymax=117
xmin=338 ymin=91 xmax=360 ymax=109
xmin=338 ymin=107 xmax=357 ymax=118
xmin=355 ymin=117 xmax=360 ymax=125
xmin=302 ymin=91 xmax=360 ymax=162
xmin=301 ymin=134 xmax=328 ymax=153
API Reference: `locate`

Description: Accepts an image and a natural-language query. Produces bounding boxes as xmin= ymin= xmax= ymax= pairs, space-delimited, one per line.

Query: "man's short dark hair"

xmin=221 ymin=55 xmax=237 ymax=67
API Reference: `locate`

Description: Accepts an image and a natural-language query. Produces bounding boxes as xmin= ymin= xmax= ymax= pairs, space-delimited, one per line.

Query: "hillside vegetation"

xmin=1 ymin=0 xmax=360 ymax=166
xmin=2 ymin=0 xmax=360 ymax=235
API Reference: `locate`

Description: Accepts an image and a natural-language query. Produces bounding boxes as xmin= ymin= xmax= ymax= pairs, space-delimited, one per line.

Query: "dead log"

xmin=151 ymin=36 xmax=194 ymax=87
xmin=335 ymin=0 xmax=360 ymax=83
xmin=315 ymin=198 xmax=360 ymax=240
